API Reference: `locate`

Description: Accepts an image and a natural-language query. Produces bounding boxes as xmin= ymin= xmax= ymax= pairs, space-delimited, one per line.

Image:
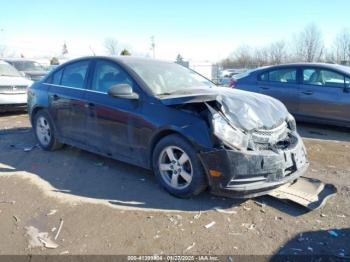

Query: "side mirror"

xmin=107 ymin=84 xmax=139 ymax=100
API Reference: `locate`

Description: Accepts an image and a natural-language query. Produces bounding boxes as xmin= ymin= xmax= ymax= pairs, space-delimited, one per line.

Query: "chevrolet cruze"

xmin=28 ymin=56 xmax=308 ymax=198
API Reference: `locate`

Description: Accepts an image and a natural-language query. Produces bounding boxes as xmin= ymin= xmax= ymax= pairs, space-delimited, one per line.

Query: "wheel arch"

xmin=148 ymin=128 xmax=201 ymax=170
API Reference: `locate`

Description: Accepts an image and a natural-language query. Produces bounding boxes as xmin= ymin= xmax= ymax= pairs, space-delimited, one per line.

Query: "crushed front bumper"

xmin=200 ymin=135 xmax=309 ymax=198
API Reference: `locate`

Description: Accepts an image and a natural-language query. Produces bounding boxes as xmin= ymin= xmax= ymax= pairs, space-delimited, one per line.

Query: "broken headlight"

xmin=287 ymin=114 xmax=297 ymax=131
xmin=212 ymin=113 xmax=248 ymax=150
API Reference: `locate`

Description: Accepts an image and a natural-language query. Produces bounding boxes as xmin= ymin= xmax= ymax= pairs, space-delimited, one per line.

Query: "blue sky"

xmin=1 ymin=0 xmax=350 ymax=61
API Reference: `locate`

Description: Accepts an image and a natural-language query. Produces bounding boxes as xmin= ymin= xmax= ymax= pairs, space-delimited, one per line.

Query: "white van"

xmin=0 ymin=60 xmax=33 ymax=112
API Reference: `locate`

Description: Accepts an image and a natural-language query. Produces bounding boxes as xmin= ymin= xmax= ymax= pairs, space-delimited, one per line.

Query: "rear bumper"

xmin=0 ymin=93 xmax=27 ymax=105
xmin=0 ymin=93 xmax=27 ymax=112
xmin=200 ymin=135 xmax=309 ymax=198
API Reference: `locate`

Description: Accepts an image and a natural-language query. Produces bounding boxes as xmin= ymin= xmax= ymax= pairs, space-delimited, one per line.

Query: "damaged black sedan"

xmin=28 ymin=56 xmax=309 ymax=198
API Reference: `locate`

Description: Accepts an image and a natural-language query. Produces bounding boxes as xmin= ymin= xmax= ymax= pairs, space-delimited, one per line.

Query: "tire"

xmin=33 ymin=110 xmax=62 ymax=151
xmin=152 ymin=134 xmax=207 ymax=198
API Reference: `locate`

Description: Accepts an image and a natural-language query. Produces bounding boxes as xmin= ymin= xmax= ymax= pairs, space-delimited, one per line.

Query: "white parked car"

xmin=0 ymin=60 xmax=33 ymax=112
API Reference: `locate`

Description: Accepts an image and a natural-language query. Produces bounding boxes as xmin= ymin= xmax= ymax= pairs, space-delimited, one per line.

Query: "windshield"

xmin=0 ymin=62 xmax=22 ymax=77
xmin=11 ymin=61 xmax=45 ymax=71
xmin=127 ymin=61 xmax=215 ymax=95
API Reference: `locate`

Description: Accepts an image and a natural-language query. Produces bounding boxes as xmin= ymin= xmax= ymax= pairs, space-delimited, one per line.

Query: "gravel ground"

xmin=0 ymin=112 xmax=349 ymax=257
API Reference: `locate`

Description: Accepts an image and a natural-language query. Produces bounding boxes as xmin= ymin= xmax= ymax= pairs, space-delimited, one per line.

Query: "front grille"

xmin=249 ymin=122 xmax=292 ymax=151
xmin=0 ymin=85 xmax=27 ymax=94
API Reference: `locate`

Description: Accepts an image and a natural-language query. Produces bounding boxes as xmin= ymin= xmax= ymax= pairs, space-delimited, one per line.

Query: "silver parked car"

xmin=0 ymin=60 xmax=33 ymax=111
xmin=234 ymin=63 xmax=350 ymax=127
xmin=5 ymin=58 xmax=48 ymax=81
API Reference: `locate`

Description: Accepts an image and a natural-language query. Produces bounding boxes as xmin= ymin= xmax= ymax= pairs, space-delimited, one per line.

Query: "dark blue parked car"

xmin=234 ymin=63 xmax=350 ymax=127
xmin=28 ymin=56 xmax=308 ymax=198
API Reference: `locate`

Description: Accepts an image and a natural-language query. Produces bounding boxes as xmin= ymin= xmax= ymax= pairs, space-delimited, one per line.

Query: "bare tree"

xmin=333 ymin=28 xmax=350 ymax=63
xmin=294 ymin=24 xmax=324 ymax=62
xmin=232 ymin=45 xmax=254 ymax=68
xmin=0 ymin=45 xmax=7 ymax=57
xmin=269 ymin=41 xmax=286 ymax=64
xmin=253 ymin=47 xmax=269 ymax=67
xmin=104 ymin=38 xmax=119 ymax=55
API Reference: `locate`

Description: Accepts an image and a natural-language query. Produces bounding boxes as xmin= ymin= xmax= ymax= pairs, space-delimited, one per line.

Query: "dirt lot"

xmin=0 ymin=112 xmax=349 ymax=257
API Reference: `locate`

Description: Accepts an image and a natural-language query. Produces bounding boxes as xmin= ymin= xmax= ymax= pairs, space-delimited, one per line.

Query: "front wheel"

xmin=152 ymin=134 xmax=207 ymax=198
xmin=33 ymin=110 xmax=62 ymax=151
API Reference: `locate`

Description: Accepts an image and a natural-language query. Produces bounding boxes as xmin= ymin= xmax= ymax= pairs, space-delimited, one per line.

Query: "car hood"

xmin=160 ymin=87 xmax=289 ymax=131
xmin=22 ymin=71 xmax=47 ymax=76
xmin=0 ymin=76 xmax=33 ymax=86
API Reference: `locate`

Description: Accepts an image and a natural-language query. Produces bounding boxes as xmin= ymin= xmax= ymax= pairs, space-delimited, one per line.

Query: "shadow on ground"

xmin=0 ymin=128 xmax=248 ymax=211
xmin=0 ymin=127 xmax=331 ymax=214
xmin=271 ymin=228 xmax=350 ymax=260
xmin=297 ymin=122 xmax=350 ymax=142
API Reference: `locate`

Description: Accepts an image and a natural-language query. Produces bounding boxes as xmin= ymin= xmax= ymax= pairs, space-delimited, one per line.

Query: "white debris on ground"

xmin=204 ymin=221 xmax=216 ymax=229
xmin=25 ymin=226 xmax=58 ymax=249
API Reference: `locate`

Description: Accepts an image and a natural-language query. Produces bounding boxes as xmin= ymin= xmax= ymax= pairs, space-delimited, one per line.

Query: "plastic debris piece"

xmin=47 ymin=209 xmax=57 ymax=216
xmin=24 ymin=144 xmax=38 ymax=152
xmin=38 ymin=237 xmax=58 ymax=249
xmin=242 ymin=206 xmax=251 ymax=211
xmin=320 ymin=213 xmax=327 ymax=217
xmin=242 ymin=223 xmax=256 ymax=230
xmin=25 ymin=226 xmax=58 ymax=249
xmin=328 ymin=230 xmax=338 ymax=237
xmin=204 ymin=221 xmax=216 ymax=229
xmin=51 ymin=227 xmax=57 ymax=232
xmin=254 ymin=201 xmax=266 ymax=208
xmin=0 ymin=200 xmax=15 ymax=204
xmin=185 ymin=242 xmax=195 ymax=252
xmin=214 ymin=207 xmax=237 ymax=214
xmin=193 ymin=211 xmax=202 ymax=220
xmin=54 ymin=218 xmax=64 ymax=240
xmin=336 ymin=214 xmax=346 ymax=218
xmin=13 ymin=215 xmax=19 ymax=223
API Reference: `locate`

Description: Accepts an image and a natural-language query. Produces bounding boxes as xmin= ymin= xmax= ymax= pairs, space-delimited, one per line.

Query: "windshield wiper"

xmin=157 ymin=92 xmax=173 ymax=96
xmin=0 ymin=74 xmax=17 ymax=77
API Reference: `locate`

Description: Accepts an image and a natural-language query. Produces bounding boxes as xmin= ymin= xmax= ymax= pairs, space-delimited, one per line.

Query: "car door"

xmin=256 ymin=67 xmax=299 ymax=114
xmin=84 ymin=59 xmax=142 ymax=162
xmin=299 ymin=67 xmax=350 ymax=123
xmin=47 ymin=60 xmax=90 ymax=144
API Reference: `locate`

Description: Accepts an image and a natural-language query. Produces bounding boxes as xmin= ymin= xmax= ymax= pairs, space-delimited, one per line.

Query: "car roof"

xmin=257 ymin=63 xmax=350 ymax=75
xmin=0 ymin=60 xmax=11 ymax=65
xmin=3 ymin=58 xmax=37 ymax=62
xmin=65 ymin=56 xmax=173 ymax=64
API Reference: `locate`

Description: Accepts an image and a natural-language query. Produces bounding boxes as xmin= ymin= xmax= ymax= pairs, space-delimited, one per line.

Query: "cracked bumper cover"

xmin=199 ymin=136 xmax=309 ymax=198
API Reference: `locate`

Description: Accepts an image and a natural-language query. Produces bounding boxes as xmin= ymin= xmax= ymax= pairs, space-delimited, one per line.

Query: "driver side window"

xmin=92 ymin=61 xmax=133 ymax=93
xmin=303 ymin=68 xmax=345 ymax=88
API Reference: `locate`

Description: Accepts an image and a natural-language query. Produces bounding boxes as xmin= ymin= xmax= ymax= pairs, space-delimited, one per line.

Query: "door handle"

xmin=259 ymin=86 xmax=269 ymax=90
xmin=302 ymin=91 xmax=313 ymax=95
xmin=85 ymin=102 xmax=95 ymax=108
xmin=52 ymin=94 xmax=60 ymax=101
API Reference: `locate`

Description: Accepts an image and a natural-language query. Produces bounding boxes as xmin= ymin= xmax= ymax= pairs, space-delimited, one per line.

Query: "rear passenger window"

xmin=61 ymin=61 xmax=89 ymax=89
xmin=260 ymin=72 xmax=269 ymax=81
xmin=259 ymin=68 xmax=297 ymax=83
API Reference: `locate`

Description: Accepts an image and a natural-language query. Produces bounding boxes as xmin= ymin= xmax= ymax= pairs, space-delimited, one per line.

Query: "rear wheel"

xmin=33 ymin=110 xmax=62 ymax=151
xmin=153 ymin=134 xmax=207 ymax=198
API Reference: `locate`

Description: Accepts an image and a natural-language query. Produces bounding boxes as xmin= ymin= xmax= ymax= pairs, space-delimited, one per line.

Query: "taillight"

xmin=229 ymin=79 xmax=237 ymax=88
